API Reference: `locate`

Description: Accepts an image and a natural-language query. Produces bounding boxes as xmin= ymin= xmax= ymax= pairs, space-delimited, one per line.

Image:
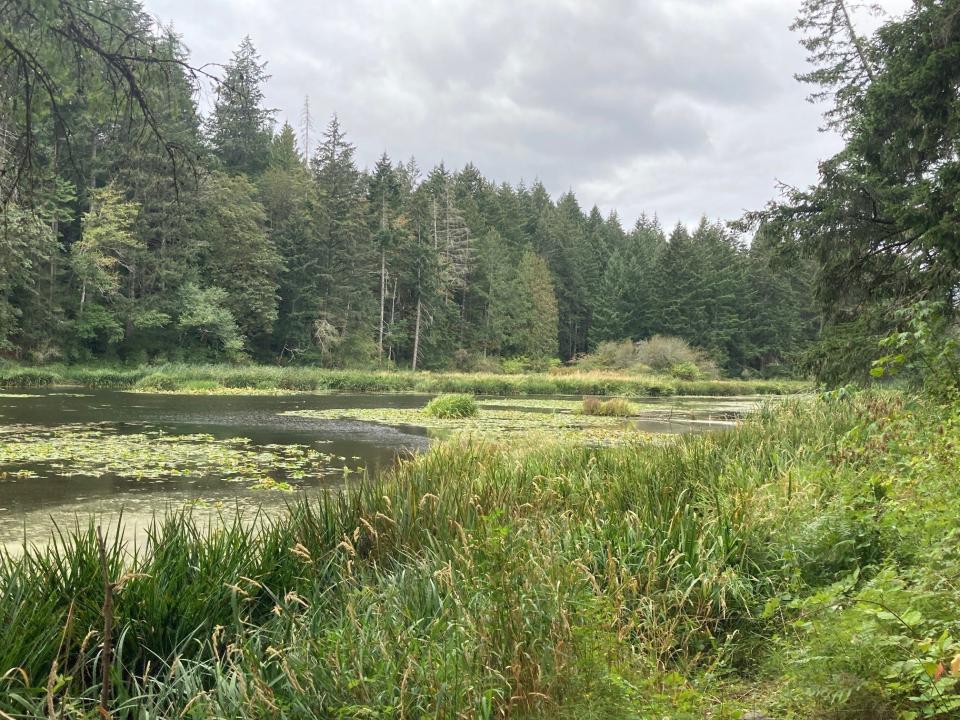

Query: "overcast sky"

xmin=146 ymin=0 xmax=910 ymax=228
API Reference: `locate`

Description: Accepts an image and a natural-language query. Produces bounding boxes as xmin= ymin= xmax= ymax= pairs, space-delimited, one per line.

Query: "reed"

xmin=422 ymin=393 xmax=479 ymax=418
xmin=0 ymin=361 xmax=808 ymax=397
xmin=3 ymin=392 xmax=930 ymax=718
xmin=579 ymin=396 xmax=638 ymax=416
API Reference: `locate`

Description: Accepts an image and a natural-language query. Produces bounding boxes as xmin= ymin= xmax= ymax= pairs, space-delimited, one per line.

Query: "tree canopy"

xmin=753 ymin=0 xmax=960 ymax=381
xmin=0 ymin=1 xmax=830 ymax=376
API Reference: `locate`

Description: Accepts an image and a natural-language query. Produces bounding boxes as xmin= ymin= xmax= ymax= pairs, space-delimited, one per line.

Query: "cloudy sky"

xmin=146 ymin=0 xmax=910 ymax=227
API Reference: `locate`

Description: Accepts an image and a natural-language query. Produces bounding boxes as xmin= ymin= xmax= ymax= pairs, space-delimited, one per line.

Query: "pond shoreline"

xmin=0 ymin=389 xmax=749 ymax=552
xmin=0 ymin=362 xmax=808 ymax=397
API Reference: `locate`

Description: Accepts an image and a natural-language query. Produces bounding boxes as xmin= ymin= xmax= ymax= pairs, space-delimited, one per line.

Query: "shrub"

xmin=450 ymin=349 xmax=504 ymax=374
xmin=669 ymin=362 xmax=701 ymax=380
xmin=579 ymin=396 xmax=638 ymax=417
xmin=577 ymin=337 xmax=718 ymax=377
xmin=872 ymin=301 xmax=960 ymax=399
xmin=635 ymin=335 xmax=718 ymax=377
xmin=423 ymin=393 xmax=479 ymax=419
xmin=577 ymin=340 xmax=639 ymax=371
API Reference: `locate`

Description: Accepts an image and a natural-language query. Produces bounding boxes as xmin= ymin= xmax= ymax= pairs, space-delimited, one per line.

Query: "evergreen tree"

xmin=513 ymin=251 xmax=559 ymax=359
xmin=475 ymin=230 xmax=517 ymax=356
xmin=590 ymin=249 xmax=632 ymax=344
xmin=207 ymin=37 xmax=274 ymax=177
xmin=310 ymin=116 xmax=376 ymax=364
xmin=367 ymin=153 xmax=406 ymax=362
xmin=535 ymin=197 xmax=589 ymax=359
xmin=755 ymin=1 xmax=960 ymax=380
xmin=197 ymin=173 xmax=281 ymax=352
xmin=622 ymin=215 xmax=667 ymax=341
xmin=741 ymin=227 xmax=818 ymax=372
xmin=260 ymin=124 xmax=317 ymax=359
xmin=0 ymin=202 xmax=59 ymax=353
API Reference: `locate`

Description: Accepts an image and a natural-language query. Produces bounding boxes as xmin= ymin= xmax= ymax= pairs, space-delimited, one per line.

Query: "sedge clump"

xmin=423 ymin=393 xmax=479 ymax=419
xmin=580 ymin=396 xmax=638 ymax=417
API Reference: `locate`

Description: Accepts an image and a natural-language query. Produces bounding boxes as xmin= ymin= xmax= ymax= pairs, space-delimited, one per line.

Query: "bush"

xmin=579 ymin=396 xmax=638 ymax=417
xmin=635 ymin=335 xmax=719 ymax=377
xmin=450 ymin=349 xmax=504 ymax=374
xmin=577 ymin=340 xmax=639 ymax=371
xmin=423 ymin=393 xmax=479 ymax=419
xmin=669 ymin=362 xmax=701 ymax=380
xmin=872 ymin=301 xmax=960 ymax=399
xmin=577 ymin=337 xmax=718 ymax=378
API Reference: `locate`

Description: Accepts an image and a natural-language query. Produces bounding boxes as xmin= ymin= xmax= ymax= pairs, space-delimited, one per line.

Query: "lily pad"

xmin=0 ymin=423 xmax=349 ymax=487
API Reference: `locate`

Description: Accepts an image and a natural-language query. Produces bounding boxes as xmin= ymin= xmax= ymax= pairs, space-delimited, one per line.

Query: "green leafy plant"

xmin=670 ymin=362 xmax=702 ymax=380
xmin=634 ymin=335 xmax=718 ymax=377
xmin=872 ymin=302 xmax=960 ymax=398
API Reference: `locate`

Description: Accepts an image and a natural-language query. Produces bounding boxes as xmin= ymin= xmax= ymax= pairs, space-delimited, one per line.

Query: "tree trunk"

xmin=89 ymin=128 xmax=98 ymax=190
xmin=838 ymin=0 xmax=876 ymax=82
xmin=125 ymin=264 xmax=136 ymax=339
xmin=378 ymin=248 xmax=386 ymax=361
xmin=47 ymin=224 xmax=60 ymax=315
xmin=388 ymin=278 xmax=398 ymax=361
xmin=50 ymin=135 xmax=59 ymax=311
xmin=412 ymin=298 xmax=422 ymax=371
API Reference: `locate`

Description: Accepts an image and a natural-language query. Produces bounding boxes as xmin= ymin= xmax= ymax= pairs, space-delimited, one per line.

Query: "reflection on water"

xmin=0 ymin=388 xmax=759 ymax=553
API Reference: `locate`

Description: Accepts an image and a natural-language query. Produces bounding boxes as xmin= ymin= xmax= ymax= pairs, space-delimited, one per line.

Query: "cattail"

xmin=291 ymin=543 xmax=313 ymax=563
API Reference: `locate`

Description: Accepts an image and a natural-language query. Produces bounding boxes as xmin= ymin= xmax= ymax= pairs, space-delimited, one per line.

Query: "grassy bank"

xmin=0 ymin=362 xmax=806 ymax=397
xmin=3 ymin=392 xmax=958 ymax=717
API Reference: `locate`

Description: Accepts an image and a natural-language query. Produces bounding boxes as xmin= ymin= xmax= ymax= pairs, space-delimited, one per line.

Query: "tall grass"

xmin=579 ymin=396 xmax=638 ymax=416
xmin=0 ymin=394 xmax=884 ymax=717
xmin=423 ymin=392 xmax=479 ymax=418
xmin=0 ymin=361 xmax=807 ymax=397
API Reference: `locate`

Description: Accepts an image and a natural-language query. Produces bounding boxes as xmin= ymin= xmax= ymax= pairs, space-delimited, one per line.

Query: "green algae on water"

xmin=0 ymin=423 xmax=352 ymax=487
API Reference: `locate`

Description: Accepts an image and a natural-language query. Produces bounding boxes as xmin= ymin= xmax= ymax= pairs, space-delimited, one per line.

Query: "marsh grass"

xmin=423 ymin=393 xmax=479 ymax=418
xmin=2 ymin=393 xmax=906 ymax=717
xmin=280 ymin=403 xmax=655 ymax=445
xmin=0 ymin=362 xmax=807 ymax=397
xmin=579 ymin=396 xmax=638 ymax=416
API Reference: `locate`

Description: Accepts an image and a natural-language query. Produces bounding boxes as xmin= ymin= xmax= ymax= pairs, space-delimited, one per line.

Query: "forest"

xmin=0 ymin=7 xmax=817 ymax=377
xmin=4 ymin=1 xmax=960 ymax=719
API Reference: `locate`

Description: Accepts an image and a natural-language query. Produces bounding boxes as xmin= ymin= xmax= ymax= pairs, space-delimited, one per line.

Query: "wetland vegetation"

xmin=0 ymin=388 xmax=737 ymax=554
xmin=3 ymin=0 xmax=960 ymax=718
xmin=3 ymin=392 xmax=960 ymax=719
xmin=0 ymin=361 xmax=805 ymax=397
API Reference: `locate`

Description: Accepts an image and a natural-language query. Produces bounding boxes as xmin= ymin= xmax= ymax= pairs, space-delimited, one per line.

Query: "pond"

xmin=0 ymin=389 xmax=759 ymax=552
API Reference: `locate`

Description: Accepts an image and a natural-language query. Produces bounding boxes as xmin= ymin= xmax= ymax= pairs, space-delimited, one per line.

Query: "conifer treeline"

xmin=0 ymin=16 xmax=816 ymax=373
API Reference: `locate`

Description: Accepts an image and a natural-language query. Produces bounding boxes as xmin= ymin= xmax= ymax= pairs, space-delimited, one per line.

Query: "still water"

xmin=0 ymin=389 xmax=750 ymax=551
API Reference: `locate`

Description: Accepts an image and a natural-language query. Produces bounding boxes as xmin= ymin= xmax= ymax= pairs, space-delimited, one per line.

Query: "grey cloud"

xmin=148 ymin=0 xmax=910 ymax=226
